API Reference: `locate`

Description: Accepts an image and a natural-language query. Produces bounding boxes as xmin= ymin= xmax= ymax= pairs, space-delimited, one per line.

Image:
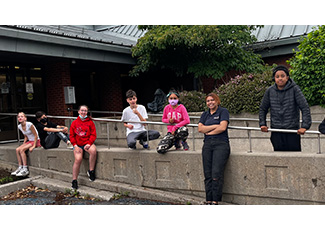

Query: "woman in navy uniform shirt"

xmin=198 ymin=93 xmax=230 ymax=205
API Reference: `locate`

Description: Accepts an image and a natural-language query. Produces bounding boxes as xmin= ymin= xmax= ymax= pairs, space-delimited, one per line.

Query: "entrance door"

xmin=0 ymin=65 xmax=45 ymax=143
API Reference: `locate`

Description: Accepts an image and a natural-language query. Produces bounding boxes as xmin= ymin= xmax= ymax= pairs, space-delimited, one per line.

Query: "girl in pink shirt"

xmin=157 ymin=91 xmax=190 ymax=153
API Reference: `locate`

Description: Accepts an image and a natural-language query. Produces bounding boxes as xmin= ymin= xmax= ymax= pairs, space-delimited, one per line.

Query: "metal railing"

xmin=69 ymin=109 xmax=324 ymax=124
xmin=0 ymin=112 xmax=322 ymax=153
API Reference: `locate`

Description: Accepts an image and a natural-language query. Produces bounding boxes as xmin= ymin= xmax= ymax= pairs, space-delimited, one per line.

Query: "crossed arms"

xmin=198 ymin=120 xmax=228 ymax=135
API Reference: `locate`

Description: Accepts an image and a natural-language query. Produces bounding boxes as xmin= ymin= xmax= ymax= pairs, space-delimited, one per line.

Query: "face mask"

xmin=169 ymin=99 xmax=179 ymax=106
xmin=40 ymin=118 xmax=47 ymax=123
xmin=79 ymin=115 xmax=87 ymax=119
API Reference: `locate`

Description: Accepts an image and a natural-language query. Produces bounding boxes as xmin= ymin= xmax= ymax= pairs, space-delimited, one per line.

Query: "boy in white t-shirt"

xmin=121 ymin=89 xmax=160 ymax=149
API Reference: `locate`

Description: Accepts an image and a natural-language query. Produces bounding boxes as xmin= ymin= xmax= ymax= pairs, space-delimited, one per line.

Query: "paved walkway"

xmin=0 ymin=177 xmax=174 ymax=205
xmin=0 ymin=173 xmax=209 ymax=205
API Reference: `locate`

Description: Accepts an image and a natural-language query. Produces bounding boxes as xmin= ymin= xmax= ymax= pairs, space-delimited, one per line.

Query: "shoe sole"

xmin=16 ymin=173 xmax=29 ymax=177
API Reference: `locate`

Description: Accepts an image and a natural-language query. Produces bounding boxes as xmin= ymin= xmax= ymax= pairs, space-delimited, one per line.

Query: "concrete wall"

xmin=1 ymin=143 xmax=325 ymax=204
xmin=2 ymin=106 xmax=325 ymax=204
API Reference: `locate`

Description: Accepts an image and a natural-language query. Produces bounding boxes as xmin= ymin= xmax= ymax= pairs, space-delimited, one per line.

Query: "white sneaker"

xmin=67 ymin=141 xmax=73 ymax=149
xmin=11 ymin=167 xmax=22 ymax=176
xmin=16 ymin=168 xmax=29 ymax=177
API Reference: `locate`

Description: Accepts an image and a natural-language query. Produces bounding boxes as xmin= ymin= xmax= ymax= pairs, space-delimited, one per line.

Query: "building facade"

xmin=0 ymin=25 xmax=317 ymax=142
xmin=0 ymin=25 xmax=143 ymax=141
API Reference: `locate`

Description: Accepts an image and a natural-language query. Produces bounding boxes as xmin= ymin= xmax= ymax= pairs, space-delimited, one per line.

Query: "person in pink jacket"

xmin=157 ymin=90 xmax=190 ymax=154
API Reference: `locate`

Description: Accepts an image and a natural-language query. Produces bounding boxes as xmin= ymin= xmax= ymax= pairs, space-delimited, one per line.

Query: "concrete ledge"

xmin=1 ymin=142 xmax=325 ymax=204
xmin=0 ymin=175 xmax=43 ymax=197
xmin=31 ymin=177 xmax=115 ymax=201
xmin=0 ymin=161 xmax=205 ymax=205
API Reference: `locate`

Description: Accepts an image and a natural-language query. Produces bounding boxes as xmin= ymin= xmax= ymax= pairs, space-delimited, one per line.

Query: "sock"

xmin=22 ymin=165 xmax=28 ymax=170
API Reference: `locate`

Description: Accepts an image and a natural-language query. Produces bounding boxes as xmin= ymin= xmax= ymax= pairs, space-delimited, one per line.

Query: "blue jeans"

xmin=202 ymin=138 xmax=230 ymax=202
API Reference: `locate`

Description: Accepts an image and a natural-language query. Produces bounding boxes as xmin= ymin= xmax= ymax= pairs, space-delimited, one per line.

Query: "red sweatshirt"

xmin=70 ymin=116 xmax=97 ymax=146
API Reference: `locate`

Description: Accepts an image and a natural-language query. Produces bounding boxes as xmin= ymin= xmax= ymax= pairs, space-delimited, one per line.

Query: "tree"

xmin=130 ymin=25 xmax=264 ymax=79
xmin=288 ymin=25 xmax=325 ymax=107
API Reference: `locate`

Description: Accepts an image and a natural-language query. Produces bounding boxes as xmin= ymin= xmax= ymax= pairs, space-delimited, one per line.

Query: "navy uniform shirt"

xmin=199 ymin=106 xmax=229 ymax=143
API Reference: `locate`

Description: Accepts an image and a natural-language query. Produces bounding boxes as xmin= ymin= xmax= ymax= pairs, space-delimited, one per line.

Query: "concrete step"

xmin=0 ymin=161 xmax=206 ymax=204
xmin=31 ymin=177 xmax=115 ymax=201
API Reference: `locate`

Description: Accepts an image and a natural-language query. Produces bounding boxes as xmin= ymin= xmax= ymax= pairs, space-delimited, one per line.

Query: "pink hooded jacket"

xmin=162 ymin=104 xmax=190 ymax=133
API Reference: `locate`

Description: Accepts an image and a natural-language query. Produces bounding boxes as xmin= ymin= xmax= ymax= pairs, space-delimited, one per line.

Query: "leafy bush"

xmin=179 ymin=90 xmax=207 ymax=112
xmin=175 ymin=66 xmax=274 ymax=113
xmin=288 ymin=25 xmax=325 ymax=107
xmin=214 ymin=66 xmax=274 ymax=114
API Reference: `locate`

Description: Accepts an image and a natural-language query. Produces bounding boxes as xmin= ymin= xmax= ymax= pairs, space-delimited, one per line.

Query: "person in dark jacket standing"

xmin=259 ymin=65 xmax=312 ymax=151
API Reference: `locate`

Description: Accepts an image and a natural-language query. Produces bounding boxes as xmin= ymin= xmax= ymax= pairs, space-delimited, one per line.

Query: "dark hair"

xmin=206 ymin=93 xmax=221 ymax=105
xmin=272 ymin=65 xmax=290 ymax=80
xmin=166 ymin=89 xmax=180 ymax=98
xmin=35 ymin=111 xmax=45 ymax=119
xmin=126 ymin=89 xmax=137 ymax=98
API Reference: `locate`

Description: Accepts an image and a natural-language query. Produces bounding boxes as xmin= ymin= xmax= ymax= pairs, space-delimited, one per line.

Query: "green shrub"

xmin=288 ymin=25 xmax=325 ymax=106
xmin=214 ymin=66 xmax=274 ymax=114
xmin=175 ymin=66 xmax=274 ymax=113
xmin=179 ymin=90 xmax=206 ymax=112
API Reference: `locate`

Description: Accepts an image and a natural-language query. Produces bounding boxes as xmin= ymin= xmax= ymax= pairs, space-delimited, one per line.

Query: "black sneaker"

xmin=72 ymin=180 xmax=78 ymax=190
xmin=87 ymin=170 xmax=96 ymax=181
xmin=175 ymin=140 xmax=181 ymax=150
xmin=182 ymin=141 xmax=189 ymax=151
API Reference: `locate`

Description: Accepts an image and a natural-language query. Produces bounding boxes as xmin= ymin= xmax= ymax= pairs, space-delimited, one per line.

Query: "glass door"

xmin=0 ymin=65 xmax=45 ymax=143
xmin=0 ymin=65 xmax=17 ymax=142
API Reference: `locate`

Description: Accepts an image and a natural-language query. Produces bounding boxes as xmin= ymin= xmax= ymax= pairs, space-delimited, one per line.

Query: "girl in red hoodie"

xmin=69 ymin=105 xmax=97 ymax=189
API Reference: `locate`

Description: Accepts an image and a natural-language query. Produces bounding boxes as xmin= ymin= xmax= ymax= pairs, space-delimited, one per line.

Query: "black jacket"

xmin=259 ymin=79 xmax=311 ymax=130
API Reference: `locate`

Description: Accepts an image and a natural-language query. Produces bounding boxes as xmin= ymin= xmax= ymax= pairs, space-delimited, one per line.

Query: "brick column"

xmin=43 ymin=62 xmax=71 ymax=119
xmin=99 ymin=65 xmax=123 ymax=112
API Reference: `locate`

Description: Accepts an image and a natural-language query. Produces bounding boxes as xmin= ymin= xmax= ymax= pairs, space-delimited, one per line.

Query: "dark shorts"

xmin=74 ymin=145 xmax=85 ymax=151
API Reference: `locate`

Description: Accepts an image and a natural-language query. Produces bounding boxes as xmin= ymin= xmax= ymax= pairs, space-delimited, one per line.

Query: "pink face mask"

xmin=169 ymin=99 xmax=178 ymax=106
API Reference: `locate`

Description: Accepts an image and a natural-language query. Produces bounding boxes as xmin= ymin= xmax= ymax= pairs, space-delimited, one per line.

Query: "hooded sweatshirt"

xmin=162 ymin=104 xmax=190 ymax=133
xmin=70 ymin=116 xmax=97 ymax=146
xmin=259 ymin=79 xmax=311 ymax=130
